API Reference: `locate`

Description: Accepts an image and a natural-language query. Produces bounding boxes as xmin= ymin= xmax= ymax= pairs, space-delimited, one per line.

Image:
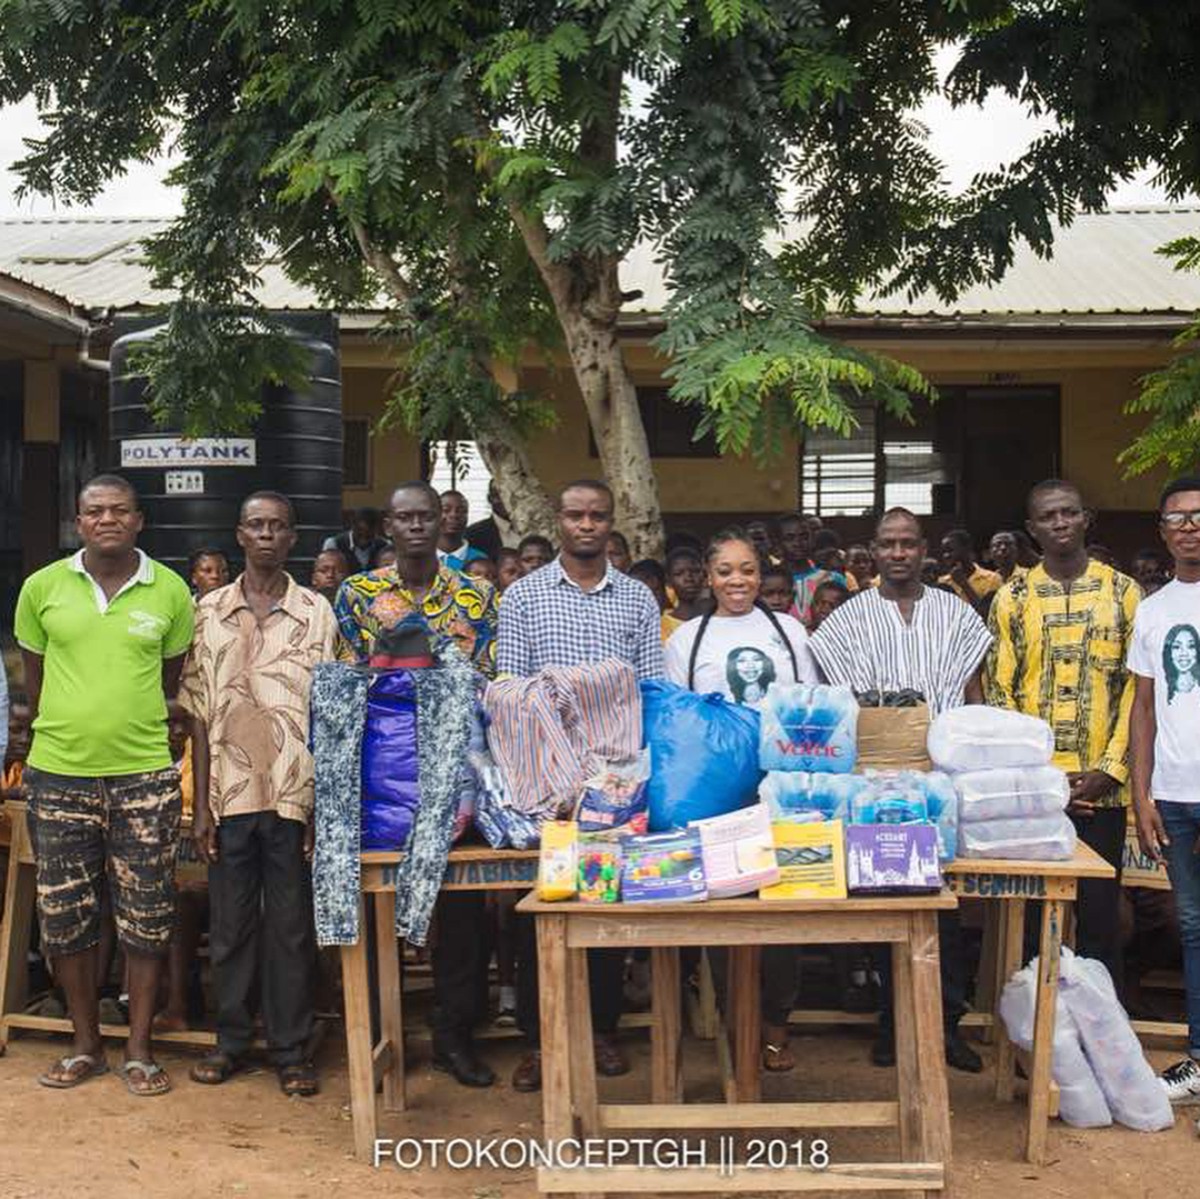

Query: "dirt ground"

xmin=0 ymin=1022 xmax=1188 ymax=1199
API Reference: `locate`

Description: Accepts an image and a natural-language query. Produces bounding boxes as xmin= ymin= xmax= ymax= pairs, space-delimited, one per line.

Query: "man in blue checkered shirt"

xmin=497 ymin=478 xmax=663 ymax=1093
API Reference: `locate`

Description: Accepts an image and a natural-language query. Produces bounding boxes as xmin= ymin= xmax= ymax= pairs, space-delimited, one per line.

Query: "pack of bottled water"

xmin=759 ymin=683 xmax=859 ymax=773
xmin=758 ymin=771 xmax=869 ymax=823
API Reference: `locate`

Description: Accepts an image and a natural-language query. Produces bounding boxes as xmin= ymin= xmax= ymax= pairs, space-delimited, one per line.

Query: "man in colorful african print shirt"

xmin=335 ymin=481 xmax=499 ymax=1089
xmin=987 ymin=479 xmax=1140 ymax=986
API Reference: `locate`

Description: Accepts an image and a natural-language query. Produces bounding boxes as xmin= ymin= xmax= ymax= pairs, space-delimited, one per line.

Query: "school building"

xmin=2 ymin=207 xmax=1199 ymax=612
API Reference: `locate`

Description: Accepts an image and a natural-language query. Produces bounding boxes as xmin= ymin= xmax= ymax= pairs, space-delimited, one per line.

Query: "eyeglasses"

xmin=1161 ymin=511 xmax=1200 ymax=531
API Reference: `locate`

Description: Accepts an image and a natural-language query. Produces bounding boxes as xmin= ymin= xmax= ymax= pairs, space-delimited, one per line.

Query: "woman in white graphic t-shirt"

xmin=663 ymin=529 xmax=817 ymax=1076
xmin=664 ymin=531 xmax=817 ymax=707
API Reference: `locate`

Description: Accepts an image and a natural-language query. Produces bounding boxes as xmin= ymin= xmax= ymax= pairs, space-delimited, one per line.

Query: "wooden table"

xmin=944 ymin=842 xmax=1115 ymax=1165
xmin=342 ymin=846 xmax=539 ymax=1163
xmin=518 ymin=890 xmax=956 ymax=1199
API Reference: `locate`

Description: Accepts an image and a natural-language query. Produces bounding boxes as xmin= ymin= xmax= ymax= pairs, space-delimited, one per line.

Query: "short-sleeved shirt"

xmin=809 ymin=585 xmax=992 ymax=716
xmin=15 ymin=549 xmax=194 ymax=777
xmin=179 ymin=574 xmax=338 ymax=824
xmin=495 ymin=557 xmax=664 ymax=680
xmin=664 ymin=608 xmax=818 ymax=705
xmin=1128 ymin=578 xmax=1200 ymax=803
xmin=335 ymin=562 xmax=498 ymax=676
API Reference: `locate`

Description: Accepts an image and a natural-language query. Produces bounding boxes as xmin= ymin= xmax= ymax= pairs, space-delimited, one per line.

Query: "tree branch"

xmin=326 ymin=184 xmax=414 ymax=306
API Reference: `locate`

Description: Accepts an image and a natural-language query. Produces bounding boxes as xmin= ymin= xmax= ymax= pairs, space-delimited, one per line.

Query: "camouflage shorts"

xmin=25 ymin=766 xmax=181 ymax=956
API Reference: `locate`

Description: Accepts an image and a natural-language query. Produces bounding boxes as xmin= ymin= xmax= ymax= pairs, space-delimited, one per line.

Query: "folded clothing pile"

xmin=928 ymin=707 xmax=1075 ymax=861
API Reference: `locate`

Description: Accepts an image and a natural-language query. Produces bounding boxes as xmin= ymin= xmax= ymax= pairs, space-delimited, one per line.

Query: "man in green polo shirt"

xmin=15 ymin=473 xmax=193 ymax=1096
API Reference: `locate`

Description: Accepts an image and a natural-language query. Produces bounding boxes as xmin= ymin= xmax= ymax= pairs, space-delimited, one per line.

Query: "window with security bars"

xmin=801 ymin=399 xmax=878 ymax=516
xmin=801 ymin=401 xmax=948 ymax=517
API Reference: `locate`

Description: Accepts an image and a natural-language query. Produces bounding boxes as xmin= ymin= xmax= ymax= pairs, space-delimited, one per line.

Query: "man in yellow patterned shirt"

xmin=987 ymin=479 xmax=1140 ymax=984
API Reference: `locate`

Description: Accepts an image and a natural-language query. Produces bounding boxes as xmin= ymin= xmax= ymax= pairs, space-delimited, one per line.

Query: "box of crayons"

xmin=619 ymin=829 xmax=707 ymax=903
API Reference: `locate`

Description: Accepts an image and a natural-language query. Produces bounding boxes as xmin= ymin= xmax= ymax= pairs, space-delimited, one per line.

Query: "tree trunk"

xmin=474 ymin=431 xmax=557 ymax=542
xmin=556 ymin=264 xmax=665 ymax=561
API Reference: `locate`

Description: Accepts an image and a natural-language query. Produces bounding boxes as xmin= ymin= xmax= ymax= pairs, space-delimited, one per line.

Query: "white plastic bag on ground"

xmin=956 ymin=765 xmax=1070 ymax=824
xmin=927 ymin=706 xmax=1053 ymax=773
xmin=960 ymin=812 xmax=1077 ymax=860
xmin=998 ymin=956 xmax=1111 ymax=1128
xmin=1059 ymin=949 xmax=1174 ymax=1132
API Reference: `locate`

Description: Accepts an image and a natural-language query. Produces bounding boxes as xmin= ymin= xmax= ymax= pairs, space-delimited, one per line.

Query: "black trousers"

xmin=209 ymin=811 xmax=315 ymax=1066
xmin=1070 ymin=806 xmax=1126 ymax=985
xmin=877 ymin=910 xmax=968 ymax=1036
xmin=1022 ymin=806 xmax=1126 ymax=988
xmin=707 ymin=945 xmax=801 ymax=1027
xmin=430 ymin=890 xmax=489 ymax=1043
xmin=515 ymin=911 xmax=624 ymax=1046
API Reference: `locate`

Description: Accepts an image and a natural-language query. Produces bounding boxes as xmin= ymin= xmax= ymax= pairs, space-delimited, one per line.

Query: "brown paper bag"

xmin=856 ymin=705 xmax=932 ymax=771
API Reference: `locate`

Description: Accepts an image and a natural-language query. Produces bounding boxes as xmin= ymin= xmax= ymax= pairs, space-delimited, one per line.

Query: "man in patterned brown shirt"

xmin=180 ymin=491 xmax=337 ymax=1096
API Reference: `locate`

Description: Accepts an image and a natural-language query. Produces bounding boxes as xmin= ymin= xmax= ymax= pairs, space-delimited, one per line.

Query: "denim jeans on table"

xmin=1157 ymin=800 xmax=1200 ymax=1059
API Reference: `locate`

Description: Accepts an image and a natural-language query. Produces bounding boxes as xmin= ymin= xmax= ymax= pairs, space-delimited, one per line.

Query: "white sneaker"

xmin=1160 ymin=1057 xmax=1200 ymax=1104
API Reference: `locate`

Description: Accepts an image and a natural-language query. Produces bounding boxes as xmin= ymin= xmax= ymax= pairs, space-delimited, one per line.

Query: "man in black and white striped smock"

xmin=810 ymin=506 xmax=992 ymax=1073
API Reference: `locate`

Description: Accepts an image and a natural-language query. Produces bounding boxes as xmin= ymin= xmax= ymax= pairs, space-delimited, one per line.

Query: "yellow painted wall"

xmin=855 ymin=339 xmax=1175 ymax=511
xmin=340 ymin=365 xmax=422 ymax=509
xmin=337 ymin=332 xmax=1180 ymax=516
xmin=518 ymin=361 xmax=800 ymax=514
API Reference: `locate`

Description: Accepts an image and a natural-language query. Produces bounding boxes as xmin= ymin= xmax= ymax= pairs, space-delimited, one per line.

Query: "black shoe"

xmin=944 ymin=1029 xmax=983 ymax=1074
xmin=870 ymin=1029 xmax=896 ymax=1068
xmin=432 ymin=1038 xmax=496 ymax=1088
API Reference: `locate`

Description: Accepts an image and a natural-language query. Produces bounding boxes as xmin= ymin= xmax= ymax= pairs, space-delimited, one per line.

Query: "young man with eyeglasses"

xmin=181 ymin=492 xmax=337 ymax=1097
xmin=1131 ymin=476 xmax=1200 ymax=1104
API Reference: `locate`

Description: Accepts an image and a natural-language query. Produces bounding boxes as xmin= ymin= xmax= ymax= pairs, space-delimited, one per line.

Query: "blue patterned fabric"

xmin=310 ymin=650 xmax=481 ymax=947
xmin=310 ymin=662 xmax=370 ymax=946
xmin=394 ymin=645 xmax=481 ymax=945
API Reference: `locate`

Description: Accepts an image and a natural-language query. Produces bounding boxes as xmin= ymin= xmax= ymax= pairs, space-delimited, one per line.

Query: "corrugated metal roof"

xmin=621 ymin=207 xmax=1200 ymax=318
xmin=1 ymin=208 xmax=1199 ymax=321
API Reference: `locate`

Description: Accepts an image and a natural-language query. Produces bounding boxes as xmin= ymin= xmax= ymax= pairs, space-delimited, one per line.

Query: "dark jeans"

xmin=877 ymin=910 xmax=968 ymax=1036
xmin=209 ymin=811 xmax=315 ymax=1066
xmin=430 ymin=890 xmax=489 ymax=1044
xmin=1158 ymin=801 xmax=1200 ymax=1058
xmin=516 ymin=911 xmax=624 ymax=1047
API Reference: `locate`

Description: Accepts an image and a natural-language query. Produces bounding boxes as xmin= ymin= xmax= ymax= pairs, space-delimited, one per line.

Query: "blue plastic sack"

xmin=642 ymin=680 xmax=762 ymax=832
xmin=361 ymin=671 xmax=420 ymax=850
xmin=759 ymin=683 xmax=858 ymax=773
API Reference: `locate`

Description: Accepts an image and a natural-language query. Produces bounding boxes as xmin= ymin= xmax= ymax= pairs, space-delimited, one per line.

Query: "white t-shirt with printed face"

xmin=1128 ymin=578 xmax=1200 ymax=803
xmin=664 ymin=608 xmax=818 ymax=707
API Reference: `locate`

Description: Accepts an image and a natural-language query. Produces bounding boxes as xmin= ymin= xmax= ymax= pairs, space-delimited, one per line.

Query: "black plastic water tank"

xmin=108 ymin=313 xmax=343 ymax=584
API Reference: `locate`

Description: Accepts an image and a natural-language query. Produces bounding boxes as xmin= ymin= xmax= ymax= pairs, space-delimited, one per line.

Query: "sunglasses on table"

xmin=1161 ymin=510 xmax=1200 ymax=531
